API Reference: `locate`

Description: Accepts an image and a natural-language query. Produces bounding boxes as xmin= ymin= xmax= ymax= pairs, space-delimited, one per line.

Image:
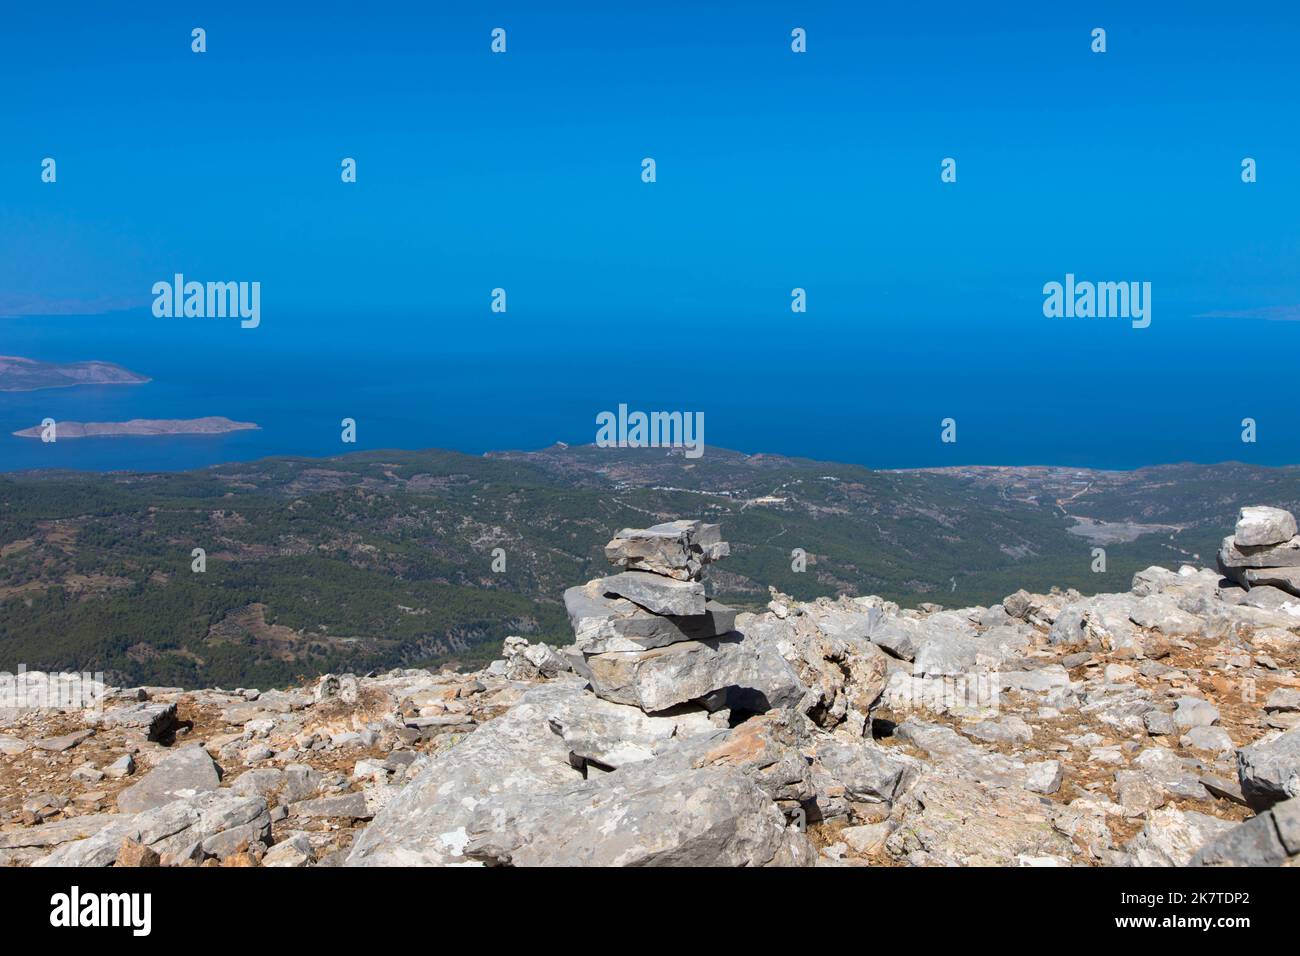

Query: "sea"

xmin=2 ymin=308 xmax=1297 ymax=474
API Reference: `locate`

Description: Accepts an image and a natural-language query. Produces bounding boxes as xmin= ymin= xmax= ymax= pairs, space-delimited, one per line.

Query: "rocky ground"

xmin=2 ymin=511 xmax=1299 ymax=868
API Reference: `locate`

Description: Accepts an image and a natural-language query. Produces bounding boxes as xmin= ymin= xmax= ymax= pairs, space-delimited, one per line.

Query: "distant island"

xmin=12 ymin=416 xmax=260 ymax=440
xmin=0 ymin=355 xmax=150 ymax=392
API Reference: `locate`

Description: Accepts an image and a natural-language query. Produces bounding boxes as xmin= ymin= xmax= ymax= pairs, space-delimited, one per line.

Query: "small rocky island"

xmin=12 ymin=417 xmax=259 ymax=440
xmin=0 ymin=355 xmax=150 ymax=392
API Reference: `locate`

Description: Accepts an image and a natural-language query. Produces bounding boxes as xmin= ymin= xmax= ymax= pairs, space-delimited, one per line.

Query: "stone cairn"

xmin=1217 ymin=505 xmax=1300 ymax=597
xmin=562 ymin=520 xmax=793 ymax=716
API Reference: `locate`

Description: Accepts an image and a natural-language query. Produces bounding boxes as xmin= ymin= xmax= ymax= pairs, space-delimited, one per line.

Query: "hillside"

xmin=2 ymin=445 xmax=1300 ymax=687
xmin=0 ymin=355 xmax=150 ymax=392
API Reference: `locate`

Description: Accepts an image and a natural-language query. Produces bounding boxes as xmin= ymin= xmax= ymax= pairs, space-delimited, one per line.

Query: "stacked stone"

xmin=564 ymin=521 xmax=799 ymax=715
xmin=1217 ymin=506 xmax=1300 ymax=596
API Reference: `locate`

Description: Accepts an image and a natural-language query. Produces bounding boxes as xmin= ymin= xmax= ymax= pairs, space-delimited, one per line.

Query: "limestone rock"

xmin=564 ymin=581 xmax=737 ymax=653
xmin=740 ymin=606 xmax=888 ymax=735
xmin=1191 ymin=812 xmax=1290 ymax=866
xmin=885 ymin=774 xmax=1075 ymax=866
xmin=1237 ymin=728 xmax=1300 ymax=810
xmin=1234 ymin=506 xmax=1298 ymax=548
xmin=598 ymin=570 xmax=706 ymax=616
xmin=603 ymin=520 xmax=728 ymax=581
xmin=117 ymin=744 xmax=222 ymax=814
xmin=347 ymin=681 xmax=600 ymax=866
xmin=94 ymin=702 xmax=178 ymax=742
xmin=544 ymin=694 xmax=715 ymax=771
xmin=37 ymin=790 xmax=270 ymax=866
xmin=584 ymin=633 xmax=801 ymax=714
xmin=462 ymin=761 xmax=811 ymax=867
xmin=1123 ymin=807 xmax=1237 ymax=866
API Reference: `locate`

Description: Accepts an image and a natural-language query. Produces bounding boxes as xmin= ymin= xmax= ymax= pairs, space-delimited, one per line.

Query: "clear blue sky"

xmin=4 ymin=1 xmax=1298 ymax=327
xmin=2 ymin=2 xmax=1299 ymax=470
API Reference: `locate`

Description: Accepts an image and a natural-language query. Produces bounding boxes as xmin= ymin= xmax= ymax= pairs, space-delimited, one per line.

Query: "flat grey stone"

xmin=1191 ymin=812 xmax=1289 ymax=866
xmin=36 ymin=790 xmax=268 ymax=867
xmin=1218 ymin=534 xmax=1300 ymax=570
xmin=584 ymin=633 xmax=801 ymax=714
xmin=1182 ymin=726 xmax=1234 ymax=754
xmin=462 ymin=759 xmax=811 ymax=867
xmin=94 ymin=702 xmax=178 ymax=741
xmin=262 ymin=834 xmax=312 ymax=867
xmin=603 ymin=520 xmax=728 ymax=581
xmin=1243 ymin=566 xmax=1300 ymax=596
xmin=117 ymin=744 xmax=222 ymax=814
xmin=1144 ymin=711 xmax=1178 ymax=737
xmin=1266 ymin=688 xmax=1300 ymax=714
xmin=1199 ymin=773 xmax=1248 ymax=806
xmin=565 ymin=582 xmax=737 ymax=653
xmin=291 ymin=792 xmax=371 ymax=820
xmin=33 ymin=729 xmax=94 ymax=752
xmin=0 ymin=814 xmax=117 ymax=850
xmin=965 ymin=716 xmax=1033 ymax=745
xmin=598 ymin=570 xmax=706 ymax=616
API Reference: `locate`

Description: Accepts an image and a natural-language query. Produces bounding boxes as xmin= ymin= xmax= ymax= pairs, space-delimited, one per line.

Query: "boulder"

xmin=462 ymin=761 xmax=811 ymax=867
xmin=564 ymin=581 xmax=737 ymax=653
xmin=811 ymin=737 xmax=914 ymax=807
xmin=1123 ymin=807 xmax=1237 ymax=866
xmin=1273 ymin=797 xmax=1300 ymax=855
xmin=116 ymin=744 xmax=222 ymax=814
xmin=93 ymin=702 xmax=178 ymax=741
xmin=1217 ymin=534 xmax=1300 ymax=571
xmin=598 ymin=570 xmax=706 ymax=617
xmin=1243 ymin=567 xmax=1300 ymax=596
xmin=1237 ymin=728 xmax=1300 ymax=810
xmin=584 ymin=633 xmax=801 ymax=714
xmin=603 ymin=520 xmax=728 ymax=581
xmin=544 ymin=694 xmax=715 ymax=771
xmin=1234 ymin=506 xmax=1298 ymax=548
xmin=740 ymin=608 xmax=888 ymax=735
xmin=347 ymin=681 xmax=608 ymax=866
xmin=37 ymin=790 xmax=269 ymax=866
xmin=670 ymin=709 xmax=814 ymax=805
xmin=1191 ymin=812 xmax=1290 ymax=866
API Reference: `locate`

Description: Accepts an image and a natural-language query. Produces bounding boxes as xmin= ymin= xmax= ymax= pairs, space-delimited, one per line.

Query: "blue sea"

xmin=2 ymin=308 xmax=1298 ymax=474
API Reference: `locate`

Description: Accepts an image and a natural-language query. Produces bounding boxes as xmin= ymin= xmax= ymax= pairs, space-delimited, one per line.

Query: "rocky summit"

xmin=3 ymin=510 xmax=1299 ymax=868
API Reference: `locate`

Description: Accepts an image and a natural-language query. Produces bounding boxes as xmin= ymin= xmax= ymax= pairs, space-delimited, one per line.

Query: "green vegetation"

xmin=2 ymin=448 xmax=1295 ymax=688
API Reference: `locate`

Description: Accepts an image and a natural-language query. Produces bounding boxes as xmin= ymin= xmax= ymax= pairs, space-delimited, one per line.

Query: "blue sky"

xmin=2 ymin=2 xmax=1299 ymax=469
xmin=5 ymin=1 xmax=1298 ymax=326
